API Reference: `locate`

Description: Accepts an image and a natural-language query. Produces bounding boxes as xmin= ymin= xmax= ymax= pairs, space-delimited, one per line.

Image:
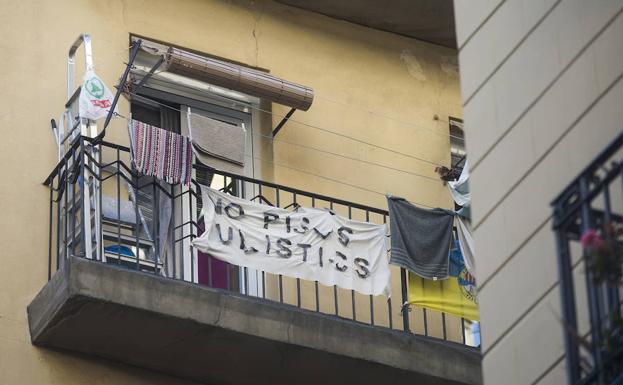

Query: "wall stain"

xmin=400 ymin=49 xmax=427 ymax=81
xmin=441 ymin=55 xmax=459 ymax=78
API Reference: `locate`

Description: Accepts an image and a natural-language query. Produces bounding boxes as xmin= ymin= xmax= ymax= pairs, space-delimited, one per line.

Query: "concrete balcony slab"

xmin=28 ymin=257 xmax=481 ymax=385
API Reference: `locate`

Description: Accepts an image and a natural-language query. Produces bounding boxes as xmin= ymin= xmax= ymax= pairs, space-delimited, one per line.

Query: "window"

xmin=449 ymin=116 xmax=465 ymax=172
xmin=126 ymin=38 xmax=263 ymax=295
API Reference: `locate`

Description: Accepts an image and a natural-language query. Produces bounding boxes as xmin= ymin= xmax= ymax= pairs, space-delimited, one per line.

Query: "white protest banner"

xmin=79 ymin=69 xmax=117 ymax=120
xmin=192 ymin=186 xmax=391 ymax=297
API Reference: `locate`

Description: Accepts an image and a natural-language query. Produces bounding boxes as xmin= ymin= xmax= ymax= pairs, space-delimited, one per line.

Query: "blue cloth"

xmin=104 ymin=245 xmax=135 ymax=257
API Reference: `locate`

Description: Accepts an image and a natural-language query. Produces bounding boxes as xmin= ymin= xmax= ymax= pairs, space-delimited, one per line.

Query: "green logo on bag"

xmin=85 ymin=76 xmax=105 ymax=99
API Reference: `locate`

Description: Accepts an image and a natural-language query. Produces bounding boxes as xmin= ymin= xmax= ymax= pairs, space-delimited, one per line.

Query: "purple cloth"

xmin=197 ymin=221 xmax=230 ymax=289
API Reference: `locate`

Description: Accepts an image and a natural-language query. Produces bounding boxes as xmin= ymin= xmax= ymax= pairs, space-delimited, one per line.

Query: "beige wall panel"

xmin=463 ymin=0 xmax=623 ymax=167
xmin=453 ymin=0 xmax=505 ymax=47
xmin=474 ymin=74 xmax=623 ymax=285
xmin=481 ymin=259 xmax=590 ymax=385
xmin=481 ymin=290 xmax=564 ymax=385
xmin=477 ymin=222 xmax=557 ymax=350
xmin=479 ymin=229 xmax=586 ymax=353
xmin=459 ymin=0 xmax=559 ymax=101
xmin=470 ymin=9 xmax=623 ymax=225
xmin=534 ymin=359 xmax=567 ymax=385
xmin=483 ymin=256 xmax=589 ymax=385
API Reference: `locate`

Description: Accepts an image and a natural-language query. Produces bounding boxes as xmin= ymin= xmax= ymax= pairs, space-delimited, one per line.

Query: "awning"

xmin=138 ymin=39 xmax=314 ymax=111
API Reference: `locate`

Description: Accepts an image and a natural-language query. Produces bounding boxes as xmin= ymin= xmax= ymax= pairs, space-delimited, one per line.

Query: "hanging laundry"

xmin=448 ymin=160 xmax=471 ymax=207
xmin=409 ymin=240 xmax=479 ymax=321
xmin=457 ymin=217 xmax=476 ymax=277
xmin=187 ymin=109 xmax=246 ymax=166
xmin=456 ymin=205 xmax=471 ymax=220
xmin=387 ymin=196 xmax=454 ymax=280
xmin=128 ymin=119 xmax=192 ymax=186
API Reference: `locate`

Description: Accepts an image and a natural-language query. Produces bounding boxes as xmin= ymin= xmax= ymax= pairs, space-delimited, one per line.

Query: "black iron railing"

xmin=552 ymin=131 xmax=623 ymax=385
xmin=44 ymin=136 xmax=475 ymax=346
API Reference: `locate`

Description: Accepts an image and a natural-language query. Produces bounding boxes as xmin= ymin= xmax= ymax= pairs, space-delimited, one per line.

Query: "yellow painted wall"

xmin=0 ymin=0 xmax=462 ymax=383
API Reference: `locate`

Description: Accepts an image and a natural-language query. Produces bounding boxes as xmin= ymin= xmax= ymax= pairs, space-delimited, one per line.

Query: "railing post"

xmin=134 ymin=176 xmax=141 ymax=271
xmin=154 ymin=181 xmax=160 ymax=275
xmin=276 ymin=189 xmax=283 ymax=303
xmin=64 ymin=158 xmax=70 ymax=264
xmin=48 ymin=185 xmax=53 ymax=280
xmin=171 ymin=184 xmax=177 ymax=279
xmin=79 ymin=137 xmax=91 ymax=259
xmin=554 ymin=214 xmax=581 ymax=384
xmin=56 ymin=170 xmax=62 ymax=274
xmin=366 ymin=210 xmax=374 ymax=326
xmin=579 ymin=176 xmax=605 ymax=384
xmin=400 ymin=267 xmax=410 ymax=332
xmin=116 ymin=148 xmax=122 ymax=265
xmin=601 ymin=185 xmax=621 ymax=324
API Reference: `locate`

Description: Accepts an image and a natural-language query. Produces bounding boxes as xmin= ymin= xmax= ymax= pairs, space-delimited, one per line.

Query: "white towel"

xmin=448 ymin=160 xmax=471 ymax=207
xmin=457 ymin=217 xmax=476 ymax=277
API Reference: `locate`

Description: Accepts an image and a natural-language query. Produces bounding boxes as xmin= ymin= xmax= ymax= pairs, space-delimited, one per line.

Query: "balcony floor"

xmin=28 ymin=257 xmax=481 ymax=385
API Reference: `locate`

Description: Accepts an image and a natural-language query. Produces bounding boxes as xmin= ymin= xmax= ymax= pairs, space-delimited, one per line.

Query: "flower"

xmin=580 ymin=228 xmax=604 ymax=249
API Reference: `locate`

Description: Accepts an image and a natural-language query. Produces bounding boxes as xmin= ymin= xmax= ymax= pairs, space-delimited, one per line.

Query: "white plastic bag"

xmin=79 ymin=69 xmax=116 ymax=120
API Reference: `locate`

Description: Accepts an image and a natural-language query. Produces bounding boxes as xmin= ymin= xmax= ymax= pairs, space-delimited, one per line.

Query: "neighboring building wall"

xmin=0 ymin=0 xmax=462 ymax=384
xmin=454 ymin=0 xmax=623 ymax=384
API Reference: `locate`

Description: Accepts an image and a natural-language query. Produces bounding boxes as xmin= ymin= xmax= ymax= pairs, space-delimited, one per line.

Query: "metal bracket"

xmin=134 ymin=56 xmax=165 ymax=90
xmin=272 ymin=108 xmax=296 ymax=137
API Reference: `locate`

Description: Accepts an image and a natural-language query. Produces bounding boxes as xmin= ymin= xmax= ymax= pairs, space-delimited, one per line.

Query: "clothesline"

xmin=123 ymin=93 xmax=442 ymax=182
xmin=126 ymin=82 xmax=449 ymax=169
xmin=109 ymin=111 xmax=439 ymax=209
xmin=313 ymin=93 xmax=466 ymax=142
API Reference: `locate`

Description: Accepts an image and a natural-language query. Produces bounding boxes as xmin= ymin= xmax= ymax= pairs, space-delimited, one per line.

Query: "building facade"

xmin=0 ymin=1 xmax=480 ymax=384
xmin=454 ymin=0 xmax=623 ymax=384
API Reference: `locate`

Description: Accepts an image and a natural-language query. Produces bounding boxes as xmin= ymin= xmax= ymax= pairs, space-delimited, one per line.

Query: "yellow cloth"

xmin=408 ymin=271 xmax=479 ymax=321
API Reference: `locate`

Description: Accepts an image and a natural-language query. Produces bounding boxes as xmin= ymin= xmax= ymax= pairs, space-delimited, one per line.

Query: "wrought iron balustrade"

xmin=552 ymin=131 xmax=623 ymax=385
xmin=43 ymin=136 xmax=475 ymax=347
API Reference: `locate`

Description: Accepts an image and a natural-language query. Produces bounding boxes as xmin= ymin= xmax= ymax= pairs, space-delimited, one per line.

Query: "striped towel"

xmin=387 ymin=196 xmax=454 ymax=280
xmin=128 ymin=119 xmax=192 ymax=186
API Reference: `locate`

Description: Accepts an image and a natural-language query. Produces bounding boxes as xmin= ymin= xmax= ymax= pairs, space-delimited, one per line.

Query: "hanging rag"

xmin=456 ymin=217 xmax=476 ymax=277
xmin=387 ymin=195 xmax=454 ymax=280
xmin=448 ymin=160 xmax=471 ymax=207
xmin=188 ymin=110 xmax=246 ymax=166
xmin=128 ymin=119 xmax=192 ymax=186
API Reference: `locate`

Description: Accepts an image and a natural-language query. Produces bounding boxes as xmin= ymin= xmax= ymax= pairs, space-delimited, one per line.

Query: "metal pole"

xmin=95 ymin=39 xmax=142 ymax=144
xmin=400 ymin=267 xmax=410 ymax=332
xmin=579 ymin=176 xmax=604 ymax=384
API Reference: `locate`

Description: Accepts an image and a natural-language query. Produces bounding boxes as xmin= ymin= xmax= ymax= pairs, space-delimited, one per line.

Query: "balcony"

xmin=29 ymin=137 xmax=481 ymax=385
xmin=552 ymin=130 xmax=623 ymax=385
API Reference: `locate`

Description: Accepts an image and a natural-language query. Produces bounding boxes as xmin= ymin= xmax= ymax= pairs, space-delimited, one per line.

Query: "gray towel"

xmin=387 ymin=196 xmax=454 ymax=280
xmin=189 ymin=113 xmax=246 ymax=165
